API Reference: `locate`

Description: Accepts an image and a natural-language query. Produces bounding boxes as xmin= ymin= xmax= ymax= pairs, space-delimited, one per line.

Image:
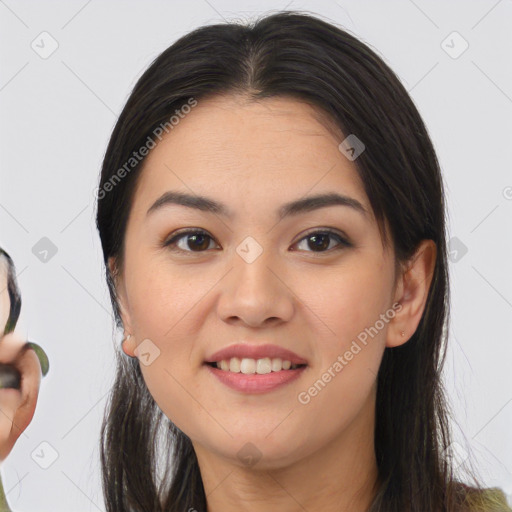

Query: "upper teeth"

xmin=214 ymin=357 xmax=302 ymax=374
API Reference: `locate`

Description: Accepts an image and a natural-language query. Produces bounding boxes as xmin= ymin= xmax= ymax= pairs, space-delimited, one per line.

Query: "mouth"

xmin=204 ymin=343 xmax=309 ymax=368
xmin=203 ymin=343 xmax=309 ymax=393
xmin=203 ymin=359 xmax=308 ymax=394
xmin=204 ymin=358 xmax=307 ymax=373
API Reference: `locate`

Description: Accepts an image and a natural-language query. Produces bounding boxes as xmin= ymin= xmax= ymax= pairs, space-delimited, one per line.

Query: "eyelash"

xmin=162 ymin=228 xmax=352 ymax=255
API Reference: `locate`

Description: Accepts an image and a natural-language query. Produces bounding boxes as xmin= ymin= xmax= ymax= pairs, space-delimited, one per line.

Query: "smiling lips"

xmin=204 ymin=343 xmax=308 ymax=393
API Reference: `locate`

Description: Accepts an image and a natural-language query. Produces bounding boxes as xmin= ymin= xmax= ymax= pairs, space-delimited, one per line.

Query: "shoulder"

xmin=450 ymin=481 xmax=512 ymax=511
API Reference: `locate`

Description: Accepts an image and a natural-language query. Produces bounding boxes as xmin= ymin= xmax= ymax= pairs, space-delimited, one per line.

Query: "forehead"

xmin=133 ymin=94 xmax=371 ymax=219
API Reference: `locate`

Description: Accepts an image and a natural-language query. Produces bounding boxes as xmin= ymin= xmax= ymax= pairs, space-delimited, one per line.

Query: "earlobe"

xmin=386 ymin=239 xmax=437 ymax=348
xmin=122 ymin=333 xmax=137 ymax=358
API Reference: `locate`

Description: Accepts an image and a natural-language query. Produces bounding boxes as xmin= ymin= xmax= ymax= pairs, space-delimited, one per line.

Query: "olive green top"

xmin=0 ymin=473 xmax=12 ymax=512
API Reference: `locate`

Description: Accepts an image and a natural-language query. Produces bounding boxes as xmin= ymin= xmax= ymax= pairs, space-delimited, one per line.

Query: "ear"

xmin=386 ymin=239 xmax=437 ymax=348
xmin=108 ymin=256 xmax=137 ymax=357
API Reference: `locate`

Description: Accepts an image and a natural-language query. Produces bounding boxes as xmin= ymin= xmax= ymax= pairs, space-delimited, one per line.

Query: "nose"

xmin=216 ymin=247 xmax=295 ymax=328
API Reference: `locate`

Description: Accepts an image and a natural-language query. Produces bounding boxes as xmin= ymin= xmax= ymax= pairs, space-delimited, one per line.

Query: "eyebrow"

xmin=146 ymin=190 xmax=368 ymax=221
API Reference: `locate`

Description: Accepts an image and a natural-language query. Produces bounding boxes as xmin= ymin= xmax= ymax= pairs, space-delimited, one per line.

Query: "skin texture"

xmin=0 ymin=260 xmax=42 ymax=465
xmin=112 ymin=95 xmax=436 ymax=512
xmin=0 ymin=258 xmax=9 ymax=335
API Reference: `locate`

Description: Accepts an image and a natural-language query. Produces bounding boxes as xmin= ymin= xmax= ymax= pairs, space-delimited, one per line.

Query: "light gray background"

xmin=0 ymin=0 xmax=511 ymax=510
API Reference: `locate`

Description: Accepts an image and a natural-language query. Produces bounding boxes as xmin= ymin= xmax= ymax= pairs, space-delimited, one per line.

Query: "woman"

xmin=0 ymin=10 xmax=510 ymax=512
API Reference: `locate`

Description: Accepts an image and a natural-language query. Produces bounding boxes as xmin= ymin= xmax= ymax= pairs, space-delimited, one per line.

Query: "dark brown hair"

xmin=95 ymin=10 xmax=510 ymax=512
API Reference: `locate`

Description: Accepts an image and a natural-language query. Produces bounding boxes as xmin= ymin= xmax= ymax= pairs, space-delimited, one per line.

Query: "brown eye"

xmin=164 ymin=230 xmax=218 ymax=253
xmin=293 ymin=229 xmax=351 ymax=253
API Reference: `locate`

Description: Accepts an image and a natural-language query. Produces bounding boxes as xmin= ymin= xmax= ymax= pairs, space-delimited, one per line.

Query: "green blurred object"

xmin=0 ymin=342 xmax=50 ymax=390
xmin=26 ymin=341 xmax=49 ymax=378
xmin=0 ymin=473 xmax=12 ymax=512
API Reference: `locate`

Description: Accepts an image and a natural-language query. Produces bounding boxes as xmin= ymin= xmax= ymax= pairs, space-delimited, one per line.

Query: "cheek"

xmin=127 ymin=255 xmax=207 ymax=340
xmin=125 ymin=258 xmax=217 ymax=429
xmin=313 ymin=260 xmax=392 ymax=346
xmin=300 ymin=259 xmax=391 ymax=414
xmin=291 ymin=265 xmax=389 ymax=429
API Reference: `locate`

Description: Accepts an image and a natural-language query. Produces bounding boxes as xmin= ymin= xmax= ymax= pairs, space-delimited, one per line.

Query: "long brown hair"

xmin=95 ymin=11 xmax=510 ymax=511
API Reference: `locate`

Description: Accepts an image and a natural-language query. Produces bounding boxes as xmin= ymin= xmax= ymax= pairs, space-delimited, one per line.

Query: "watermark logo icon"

xmin=448 ymin=236 xmax=468 ymax=263
xmin=31 ymin=441 xmax=59 ymax=469
xmin=31 ymin=31 xmax=59 ymax=59
xmin=32 ymin=237 xmax=58 ymax=263
xmin=236 ymin=236 xmax=263 ymax=264
xmin=236 ymin=442 xmax=262 ymax=467
xmin=338 ymin=134 xmax=365 ymax=161
xmin=134 ymin=338 xmax=161 ymax=366
xmin=441 ymin=31 xmax=469 ymax=59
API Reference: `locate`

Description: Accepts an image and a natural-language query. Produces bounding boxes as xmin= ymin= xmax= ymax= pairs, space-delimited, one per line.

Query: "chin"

xmin=212 ymin=432 xmax=308 ymax=471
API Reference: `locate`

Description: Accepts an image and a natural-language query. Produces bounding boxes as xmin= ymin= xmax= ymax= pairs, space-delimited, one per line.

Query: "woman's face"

xmin=112 ymin=95 xmax=413 ymax=469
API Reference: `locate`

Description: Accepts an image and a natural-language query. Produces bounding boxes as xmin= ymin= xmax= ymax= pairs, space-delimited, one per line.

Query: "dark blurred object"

xmin=0 ymin=363 xmax=20 ymax=389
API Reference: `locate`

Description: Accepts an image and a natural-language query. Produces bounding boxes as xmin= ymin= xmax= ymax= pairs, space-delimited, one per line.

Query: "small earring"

xmin=400 ymin=331 xmax=405 ymax=337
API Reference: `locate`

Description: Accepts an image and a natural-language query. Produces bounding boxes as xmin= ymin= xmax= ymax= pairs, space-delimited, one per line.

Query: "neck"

xmin=195 ymin=388 xmax=379 ymax=512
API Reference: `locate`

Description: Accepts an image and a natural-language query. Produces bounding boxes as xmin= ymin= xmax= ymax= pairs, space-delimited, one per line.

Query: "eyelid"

xmin=293 ymin=227 xmax=351 ymax=246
